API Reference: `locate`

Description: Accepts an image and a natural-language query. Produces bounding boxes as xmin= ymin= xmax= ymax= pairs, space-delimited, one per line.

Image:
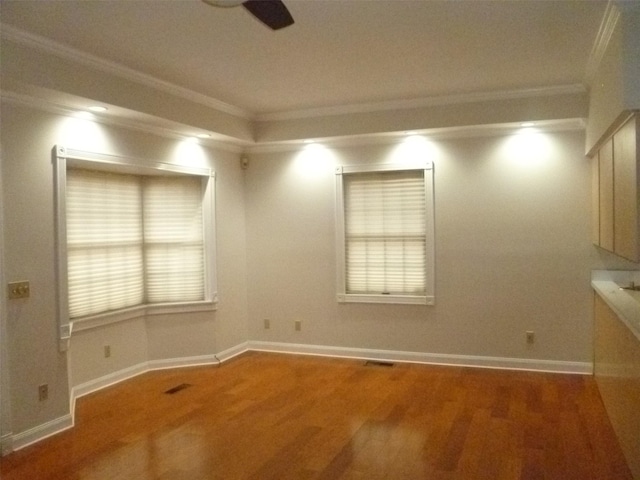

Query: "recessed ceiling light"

xmin=73 ymin=111 xmax=94 ymax=119
xmin=197 ymin=133 xmax=212 ymax=138
xmin=88 ymin=106 xmax=108 ymax=112
xmin=520 ymin=122 xmax=534 ymax=127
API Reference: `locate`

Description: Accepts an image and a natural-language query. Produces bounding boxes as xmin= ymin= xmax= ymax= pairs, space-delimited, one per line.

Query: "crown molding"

xmin=0 ymin=91 xmax=246 ymax=154
xmin=1 ymin=23 xmax=590 ymax=129
xmin=255 ymin=84 xmax=587 ymax=122
xmin=585 ymin=1 xmax=621 ymax=85
xmin=0 ymin=23 xmax=252 ymax=120
xmin=0 ymin=23 xmax=590 ymax=148
xmin=245 ymin=118 xmax=586 ymax=154
xmin=2 ymin=89 xmax=585 ymax=156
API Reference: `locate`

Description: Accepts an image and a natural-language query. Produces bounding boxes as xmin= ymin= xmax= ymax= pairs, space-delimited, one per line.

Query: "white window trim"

xmin=335 ymin=162 xmax=435 ymax=306
xmin=53 ymin=145 xmax=218 ymax=349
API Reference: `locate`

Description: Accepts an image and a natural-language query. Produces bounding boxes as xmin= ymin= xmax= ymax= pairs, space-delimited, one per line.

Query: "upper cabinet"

xmin=592 ymin=113 xmax=640 ymax=262
xmin=614 ymin=116 xmax=640 ymax=261
xmin=598 ymin=137 xmax=614 ymax=252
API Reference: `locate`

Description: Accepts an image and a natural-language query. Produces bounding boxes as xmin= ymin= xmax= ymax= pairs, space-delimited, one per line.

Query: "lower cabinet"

xmin=593 ymin=293 xmax=640 ymax=479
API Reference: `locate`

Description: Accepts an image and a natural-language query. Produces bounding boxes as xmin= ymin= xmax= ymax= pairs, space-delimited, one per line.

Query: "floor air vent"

xmin=364 ymin=360 xmax=395 ymax=367
xmin=164 ymin=383 xmax=192 ymax=394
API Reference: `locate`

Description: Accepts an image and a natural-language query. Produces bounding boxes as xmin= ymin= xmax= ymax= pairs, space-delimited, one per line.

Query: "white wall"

xmin=3 ymin=101 xmax=638 ymax=452
xmin=3 ymin=101 xmax=639 ymax=452
xmin=2 ymin=104 xmax=71 ymax=440
xmin=0 ymin=137 xmax=14 ymax=454
xmin=620 ymin=5 xmax=640 ymax=113
xmin=0 ymin=102 xmax=249 ymax=444
xmin=245 ymin=129 xmax=607 ymax=366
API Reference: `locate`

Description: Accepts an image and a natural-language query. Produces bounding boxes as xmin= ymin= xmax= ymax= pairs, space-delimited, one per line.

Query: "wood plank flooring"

xmin=0 ymin=352 xmax=633 ymax=480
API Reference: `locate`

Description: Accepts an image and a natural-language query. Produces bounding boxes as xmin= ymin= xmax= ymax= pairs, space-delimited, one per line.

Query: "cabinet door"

xmin=613 ymin=116 xmax=638 ymax=261
xmin=591 ymin=154 xmax=600 ymax=246
xmin=593 ymin=292 xmax=640 ymax=479
xmin=599 ymin=138 xmax=614 ymax=252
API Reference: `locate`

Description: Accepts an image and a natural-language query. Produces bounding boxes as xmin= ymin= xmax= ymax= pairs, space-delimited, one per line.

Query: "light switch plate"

xmin=8 ymin=281 xmax=30 ymax=299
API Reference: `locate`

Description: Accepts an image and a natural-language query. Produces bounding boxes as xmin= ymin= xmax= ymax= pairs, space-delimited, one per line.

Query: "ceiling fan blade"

xmin=242 ymin=0 xmax=294 ymax=30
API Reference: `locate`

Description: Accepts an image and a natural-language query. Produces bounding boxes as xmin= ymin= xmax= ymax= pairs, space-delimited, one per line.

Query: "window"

xmin=335 ymin=163 xmax=434 ymax=305
xmin=54 ymin=146 xmax=217 ymax=338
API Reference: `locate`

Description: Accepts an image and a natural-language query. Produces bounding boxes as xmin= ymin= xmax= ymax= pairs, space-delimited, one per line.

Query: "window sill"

xmin=70 ymin=298 xmax=218 ymax=333
xmin=337 ymin=294 xmax=434 ymax=305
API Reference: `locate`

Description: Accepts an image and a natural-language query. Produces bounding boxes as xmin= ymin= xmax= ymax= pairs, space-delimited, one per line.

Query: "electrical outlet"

xmin=295 ymin=320 xmax=301 ymax=331
xmin=104 ymin=345 xmax=111 ymax=358
xmin=526 ymin=331 xmax=535 ymax=344
xmin=38 ymin=384 xmax=48 ymax=402
xmin=264 ymin=319 xmax=270 ymax=329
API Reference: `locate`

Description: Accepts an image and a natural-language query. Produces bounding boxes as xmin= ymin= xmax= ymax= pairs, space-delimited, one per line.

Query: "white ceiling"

xmin=0 ymin=0 xmax=609 ymax=118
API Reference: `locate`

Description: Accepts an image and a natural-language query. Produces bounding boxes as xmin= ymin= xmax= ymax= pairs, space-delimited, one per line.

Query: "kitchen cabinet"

xmin=592 ymin=113 xmax=640 ymax=262
xmin=593 ymin=291 xmax=640 ymax=479
xmin=613 ymin=116 xmax=639 ymax=261
xmin=598 ymin=138 xmax=614 ymax=252
xmin=591 ymin=154 xmax=599 ymax=245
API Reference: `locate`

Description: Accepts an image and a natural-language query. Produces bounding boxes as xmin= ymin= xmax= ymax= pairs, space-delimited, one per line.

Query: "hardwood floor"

xmin=0 ymin=352 xmax=633 ymax=480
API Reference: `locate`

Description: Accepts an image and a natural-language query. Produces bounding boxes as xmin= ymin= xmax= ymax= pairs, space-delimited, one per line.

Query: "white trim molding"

xmin=0 ymin=23 xmax=250 ymax=120
xmin=335 ymin=162 xmax=436 ymax=306
xmin=246 ymin=118 xmax=587 ymax=154
xmin=8 ymin=414 xmax=73 ymax=453
xmin=0 ymin=92 xmax=247 ymax=153
xmin=215 ymin=341 xmax=250 ymax=363
xmin=1 ymin=433 xmax=13 ymax=456
xmin=247 ymin=341 xmax=593 ymax=375
xmin=71 ymin=342 xmax=248 ymax=404
xmin=256 ymin=85 xmax=587 ymax=122
xmin=53 ymin=145 xmax=219 ymax=343
xmin=71 ymin=363 xmax=150 ymax=407
xmin=66 ymin=340 xmax=592 ymax=415
xmin=585 ymin=2 xmax=621 ymax=85
xmin=1 ymin=23 xmax=588 ymax=127
xmin=5 ymin=339 xmax=590 ymax=454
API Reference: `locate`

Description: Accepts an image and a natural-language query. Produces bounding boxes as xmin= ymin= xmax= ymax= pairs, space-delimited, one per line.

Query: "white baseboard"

xmin=1 ymin=433 xmax=14 ymax=456
xmin=217 ymin=341 xmax=250 ymax=363
xmin=72 ymin=362 xmax=149 ymax=406
xmin=148 ymin=354 xmax=220 ymax=371
xmin=247 ymin=341 xmax=593 ymax=375
xmin=9 ymin=414 xmax=73 ymax=452
xmin=7 ymin=340 xmax=591 ymax=454
xmin=71 ymin=344 xmax=250 ymax=403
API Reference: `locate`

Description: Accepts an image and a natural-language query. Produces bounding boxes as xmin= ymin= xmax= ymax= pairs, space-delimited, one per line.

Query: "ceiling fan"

xmin=202 ymin=0 xmax=294 ymax=30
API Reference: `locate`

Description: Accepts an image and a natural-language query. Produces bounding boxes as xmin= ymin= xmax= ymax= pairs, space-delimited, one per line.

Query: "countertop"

xmin=592 ymin=270 xmax=640 ymax=342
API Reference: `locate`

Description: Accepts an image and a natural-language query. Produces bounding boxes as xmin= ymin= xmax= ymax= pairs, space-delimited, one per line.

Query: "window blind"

xmin=66 ymin=169 xmax=144 ymax=318
xmin=143 ymin=176 xmax=204 ymax=303
xmin=344 ymin=170 xmax=426 ymax=295
xmin=66 ymin=168 xmax=205 ymax=319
